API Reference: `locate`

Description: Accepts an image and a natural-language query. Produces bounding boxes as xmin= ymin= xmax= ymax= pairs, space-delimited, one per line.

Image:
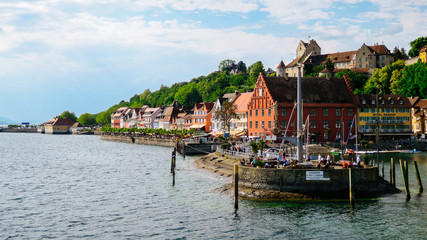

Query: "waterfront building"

xmin=140 ymin=107 xmax=162 ymax=129
xmin=409 ymin=97 xmax=427 ymax=139
xmin=357 ymin=95 xmax=412 ymax=141
xmin=111 ymin=107 xmax=129 ymax=128
xmin=211 ymin=92 xmax=238 ymax=134
xmin=230 ymin=92 xmax=253 ymax=136
xmin=282 ymin=40 xmax=393 ymax=77
xmin=156 ymin=101 xmax=183 ymax=130
xmin=247 ymin=73 xmax=357 ymax=142
xmin=44 ymin=118 xmax=75 ymax=134
xmin=191 ymin=102 xmax=214 ymax=132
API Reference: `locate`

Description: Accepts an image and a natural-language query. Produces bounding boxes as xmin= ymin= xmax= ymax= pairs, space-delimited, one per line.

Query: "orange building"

xmin=191 ymin=102 xmax=215 ymax=132
xmin=247 ymin=73 xmax=357 ymax=142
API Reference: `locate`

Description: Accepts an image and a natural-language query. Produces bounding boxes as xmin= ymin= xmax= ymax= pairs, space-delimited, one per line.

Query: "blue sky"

xmin=0 ymin=0 xmax=426 ymax=124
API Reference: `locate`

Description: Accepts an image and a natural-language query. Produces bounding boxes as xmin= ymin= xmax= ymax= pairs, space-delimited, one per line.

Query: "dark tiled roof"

xmin=356 ymin=94 xmax=412 ymax=108
xmin=368 ymin=45 xmax=391 ymax=55
xmin=420 ymin=45 xmax=427 ymax=53
xmin=263 ymin=76 xmax=354 ymax=104
xmin=277 ymin=60 xmax=286 ymax=68
xmin=48 ymin=118 xmax=75 ymax=126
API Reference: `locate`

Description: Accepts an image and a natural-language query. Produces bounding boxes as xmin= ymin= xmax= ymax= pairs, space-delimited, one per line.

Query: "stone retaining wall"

xmin=100 ymin=135 xmax=176 ymax=147
xmin=238 ymin=166 xmax=379 ymax=193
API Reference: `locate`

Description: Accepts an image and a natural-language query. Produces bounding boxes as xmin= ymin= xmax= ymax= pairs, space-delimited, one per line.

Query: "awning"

xmin=190 ymin=124 xmax=205 ymax=129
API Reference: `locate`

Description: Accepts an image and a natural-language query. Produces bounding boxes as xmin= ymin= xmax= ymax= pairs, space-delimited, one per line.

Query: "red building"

xmin=247 ymin=74 xmax=357 ymax=142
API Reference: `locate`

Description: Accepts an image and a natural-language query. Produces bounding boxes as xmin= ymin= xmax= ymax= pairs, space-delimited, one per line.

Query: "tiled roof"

xmin=233 ymin=92 xmax=253 ymax=113
xmin=356 ymin=94 xmax=412 ymax=108
xmin=320 ymin=68 xmax=369 ymax=73
xmin=277 ymin=60 xmax=286 ymax=68
xmin=263 ymin=76 xmax=354 ymax=104
xmin=368 ymin=45 xmax=391 ymax=55
xmin=47 ymin=118 xmax=75 ymax=126
xmin=420 ymin=45 xmax=427 ymax=53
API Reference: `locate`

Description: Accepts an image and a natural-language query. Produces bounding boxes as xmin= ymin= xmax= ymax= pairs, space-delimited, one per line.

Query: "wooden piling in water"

xmin=391 ymin=158 xmax=395 ymax=187
xmin=414 ymin=161 xmax=423 ymax=193
xmin=349 ymin=167 xmax=355 ymax=205
xmin=399 ymin=159 xmax=410 ymax=200
xmin=234 ymin=165 xmax=238 ymax=210
xmin=381 ymin=160 xmax=384 ymax=178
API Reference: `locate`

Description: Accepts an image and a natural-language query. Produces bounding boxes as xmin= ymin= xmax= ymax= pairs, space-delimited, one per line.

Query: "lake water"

xmin=1 ymin=133 xmax=426 ymax=239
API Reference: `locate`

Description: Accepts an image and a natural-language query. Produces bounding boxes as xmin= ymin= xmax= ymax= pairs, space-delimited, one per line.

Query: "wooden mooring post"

xmin=399 ymin=159 xmax=410 ymax=200
xmin=390 ymin=158 xmax=395 ymax=187
xmin=234 ymin=165 xmax=239 ymax=210
xmin=414 ymin=161 xmax=423 ymax=193
xmin=349 ymin=167 xmax=355 ymax=205
xmin=381 ymin=160 xmax=384 ymax=178
xmin=171 ymin=149 xmax=176 ymax=186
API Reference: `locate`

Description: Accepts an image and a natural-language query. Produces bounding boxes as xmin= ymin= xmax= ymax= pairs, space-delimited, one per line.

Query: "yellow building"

xmin=420 ymin=45 xmax=427 ymax=63
xmin=44 ymin=118 xmax=75 ymax=134
xmin=357 ymin=95 xmax=412 ymax=141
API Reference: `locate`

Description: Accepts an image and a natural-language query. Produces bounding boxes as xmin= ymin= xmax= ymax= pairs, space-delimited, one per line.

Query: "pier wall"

xmin=100 ymin=135 xmax=176 ymax=147
xmin=239 ymin=167 xmax=379 ymax=193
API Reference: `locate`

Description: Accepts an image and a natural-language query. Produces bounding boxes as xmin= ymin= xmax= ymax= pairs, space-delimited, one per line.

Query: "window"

xmin=268 ymin=121 xmax=271 ymax=129
xmin=290 ymin=121 xmax=295 ymax=127
xmin=261 ymin=121 xmax=265 ymax=128
xmin=348 ymin=109 xmax=354 ymax=116
xmin=268 ymin=109 xmax=271 ymax=117
xmin=255 ymin=121 xmax=258 ymax=128
xmin=311 ymin=108 xmax=316 ymax=116
xmin=362 ymin=99 xmax=366 ymax=104
xmin=323 ymin=120 xmax=329 ymax=129
xmin=336 ymin=108 xmax=341 ymax=116
xmin=255 ymin=109 xmax=258 ymax=116
xmin=324 ymin=133 xmax=328 ymax=140
xmin=371 ymin=99 xmax=375 ymax=104
xmin=281 ymin=108 xmax=287 ymax=116
xmin=249 ymin=110 xmax=252 ymax=117
xmin=348 ymin=120 xmax=353 ymax=128
xmin=336 ymin=132 xmax=341 ymax=139
xmin=262 ymin=109 xmax=265 ymax=117
xmin=311 ymin=121 xmax=316 ymax=129
xmin=323 ymin=108 xmax=329 ymax=116
xmin=336 ymin=120 xmax=341 ymax=128
xmin=250 ymin=121 xmax=252 ymax=129
xmin=281 ymin=120 xmax=287 ymax=128
xmin=258 ymin=88 xmax=262 ymax=96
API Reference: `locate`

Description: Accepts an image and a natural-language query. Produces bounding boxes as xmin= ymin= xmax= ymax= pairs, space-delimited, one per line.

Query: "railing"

xmin=366 ymin=119 xmax=406 ymax=124
xmin=217 ymin=147 xmax=297 ymax=160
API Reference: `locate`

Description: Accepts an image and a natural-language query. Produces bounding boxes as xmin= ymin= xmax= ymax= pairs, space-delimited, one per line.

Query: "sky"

xmin=0 ymin=0 xmax=426 ymax=124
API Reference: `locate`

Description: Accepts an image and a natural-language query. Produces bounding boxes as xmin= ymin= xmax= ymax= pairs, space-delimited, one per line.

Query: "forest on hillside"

xmin=91 ymin=37 xmax=427 ymax=126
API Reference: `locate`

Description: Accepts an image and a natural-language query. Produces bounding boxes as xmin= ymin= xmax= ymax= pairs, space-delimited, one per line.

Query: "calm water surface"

xmin=1 ymin=133 xmax=426 ymax=239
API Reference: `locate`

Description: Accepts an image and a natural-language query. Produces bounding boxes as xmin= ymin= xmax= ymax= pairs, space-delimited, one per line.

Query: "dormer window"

xmin=362 ymin=99 xmax=366 ymax=104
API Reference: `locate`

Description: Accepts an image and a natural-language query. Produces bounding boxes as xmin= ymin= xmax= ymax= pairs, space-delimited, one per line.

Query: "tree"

xmin=96 ymin=111 xmax=111 ymax=126
xmin=392 ymin=46 xmax=409 ymax=61
xmin=408 ymin=36 xmax=427 ymax=57
xmin=325 ymin=58 xmax=335 ymax=72
xmin=392 ymin=61 xmax=427 ymax=98
xmin=363 ymin=60 xmax=405 ymax=94
xmin=258 ymin=139 xmax=267 ymax=158
xmin=248 ymin=61 xmax=265 ymax=86
xmin=57 ymin=110 xmax=77 ymax=122
xmin=218 ymin=59 xmax=236 ymax=72
xmin=213 ymin=100 xmax=239 ymax=133
xmin=77 ymin=113 xmax=96 ymax=126
xmin=336 ymin=69 xmax=368 ymax=94
xmin=174 ymin=83 xmax=202 ymax=109
xmin=249 ymin=140 xmax=259 ymax=156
